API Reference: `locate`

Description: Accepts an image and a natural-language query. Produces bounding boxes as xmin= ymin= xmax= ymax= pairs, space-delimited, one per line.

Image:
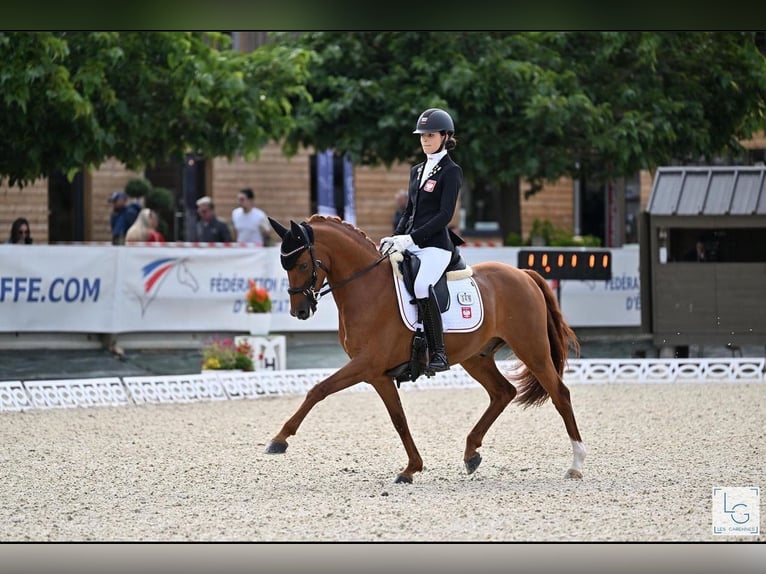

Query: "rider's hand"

xmin=380 ymin=234 xmax=414 ymax=254
xmin=390 ymin=234 xmax=414 ymax=252
xmin=379 ymin=236 xmax=395 ymax=253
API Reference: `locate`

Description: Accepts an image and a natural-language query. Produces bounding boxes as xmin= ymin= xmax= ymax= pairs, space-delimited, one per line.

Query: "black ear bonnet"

xmin=279 ymin=221 xmax=314 ymax=270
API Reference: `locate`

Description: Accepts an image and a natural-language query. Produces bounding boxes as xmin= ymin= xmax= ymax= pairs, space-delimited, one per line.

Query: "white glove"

xmin=391 ymin=234 xmax=414 ymax=252
xmin=379 ymin=236 xmax=395 ymax=253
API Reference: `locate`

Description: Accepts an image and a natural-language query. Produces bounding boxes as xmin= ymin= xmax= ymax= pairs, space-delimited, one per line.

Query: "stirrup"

xmin=427 ymin=352 xmax=450 ymax=372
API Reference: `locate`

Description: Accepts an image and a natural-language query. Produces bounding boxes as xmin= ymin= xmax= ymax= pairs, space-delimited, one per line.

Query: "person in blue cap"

xmin=108 ymin=190 xmax=141 ymax=245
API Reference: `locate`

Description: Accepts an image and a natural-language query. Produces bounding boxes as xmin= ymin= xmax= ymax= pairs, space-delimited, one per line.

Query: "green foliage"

xmin=233 ymin=353 xmax=254 ymax=370
xmin=276 ymin=31 xmax=766 ymax=238
xmin=526 ymin=219 xmax=601 ymax=247
xmin=0 ymin=31 xmax=313 ymax=187
xmin=125 ymin=177 xmax=152 ymax=198
xmin=145 ymin=186 xmax=174 ymax=213
xmin=4 ymin=30 xmax=766 ymax=247
xmin=286 ymin=31 xmax=766 ymax=193
xmin=504 ymin=231 xmax=524 ymax=246
xmin=200 ymin=337 xmax=254 ymax=371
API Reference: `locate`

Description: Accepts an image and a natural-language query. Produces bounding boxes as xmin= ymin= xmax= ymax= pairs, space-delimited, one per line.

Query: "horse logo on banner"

xmin=136 ymin=257 xmax=199 ymax=316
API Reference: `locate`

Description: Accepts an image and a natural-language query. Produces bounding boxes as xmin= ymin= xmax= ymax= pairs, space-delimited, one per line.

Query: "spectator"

xmin=6 ymin=217 xmax=33 ymax=244
xmin=684 ymin=239 xmax=709 ymax=262
xmin=194 ymin=196 xmax=232 ymax=242
xmin=231 ymin=187 xmax=271 ymax=245
xmin=392 ymin=189 xmax=408 ymax=232
xmin=109 ymin=191 xmax=141 ymax=245
xmin=126 ymin=208 xmax=165 ymax=244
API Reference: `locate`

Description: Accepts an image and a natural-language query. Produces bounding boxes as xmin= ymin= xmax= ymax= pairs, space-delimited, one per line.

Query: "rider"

xmin=381 ymin=107 xmax=464 ymax=372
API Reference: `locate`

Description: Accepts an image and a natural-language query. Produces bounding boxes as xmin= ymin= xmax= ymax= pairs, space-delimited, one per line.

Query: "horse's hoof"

xmin=465 ymin=453 xmax=482 ymax=474
xmin=394 ymin=474 xmax=412 ymax=484
xmin=265 ymin=440 xmax=288 ymax=454
xmin=564 ymin=468 xmax=583 ymax=479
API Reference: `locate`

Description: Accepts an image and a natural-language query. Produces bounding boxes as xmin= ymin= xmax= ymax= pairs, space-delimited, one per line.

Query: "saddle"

xmin=397 ymin=248 xmax=467 ymax=311
xmin=386 ymin=247 xmax=470 ymax=386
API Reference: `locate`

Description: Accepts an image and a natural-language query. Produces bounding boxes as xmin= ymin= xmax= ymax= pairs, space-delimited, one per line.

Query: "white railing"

xmin=1 ymin=358 xmax=763 ymax=412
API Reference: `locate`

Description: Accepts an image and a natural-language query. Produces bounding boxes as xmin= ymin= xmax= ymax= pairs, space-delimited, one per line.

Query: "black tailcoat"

xmin=395 ymin=154 xmax=464 ymax=250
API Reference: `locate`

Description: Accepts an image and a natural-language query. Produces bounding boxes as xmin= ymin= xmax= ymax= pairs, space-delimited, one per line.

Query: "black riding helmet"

xmin=413 ymin=108 xmax=455 ymax=134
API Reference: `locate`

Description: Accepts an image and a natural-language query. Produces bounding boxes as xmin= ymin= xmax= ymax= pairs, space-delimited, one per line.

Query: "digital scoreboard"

xmin=517 ymin=249 xmax=612 ymax=281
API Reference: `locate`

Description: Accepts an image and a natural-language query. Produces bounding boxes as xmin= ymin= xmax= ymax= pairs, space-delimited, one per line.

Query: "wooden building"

xmin=640 ymin=165 xmax=766 ymax=349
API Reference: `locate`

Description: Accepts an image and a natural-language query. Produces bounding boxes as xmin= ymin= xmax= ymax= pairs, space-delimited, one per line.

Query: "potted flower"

xmin=245 ymin=279 xmax=272 ymax=335
xmin=201 ymin=337 xmax=254 ymax=372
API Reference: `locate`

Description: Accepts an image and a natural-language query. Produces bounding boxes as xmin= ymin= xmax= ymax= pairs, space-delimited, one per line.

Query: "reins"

xmin=317 ymin=251 xmax=390 ymax=298
xmin=286 ymin=230 xmax=391 ymax=313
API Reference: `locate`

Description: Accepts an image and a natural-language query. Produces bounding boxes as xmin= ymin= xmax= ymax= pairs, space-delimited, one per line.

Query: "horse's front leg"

xmin=368 ymin=376 xmax=423 ymax=484
xmin=264 ymin=359 xmax=365 ymax=454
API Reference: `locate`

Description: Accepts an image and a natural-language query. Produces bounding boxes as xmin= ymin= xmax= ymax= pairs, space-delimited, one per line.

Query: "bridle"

xmin=284 ymin=223 xmax=390 ymax=314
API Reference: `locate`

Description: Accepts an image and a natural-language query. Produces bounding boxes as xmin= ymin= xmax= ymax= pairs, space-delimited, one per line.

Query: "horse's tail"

xmin=514 ymin=270 xmax=580 ymax=408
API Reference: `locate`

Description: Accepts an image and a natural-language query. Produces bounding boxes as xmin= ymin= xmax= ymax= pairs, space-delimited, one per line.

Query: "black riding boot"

xmin=417 ymin=286 xmax=450 ymax=372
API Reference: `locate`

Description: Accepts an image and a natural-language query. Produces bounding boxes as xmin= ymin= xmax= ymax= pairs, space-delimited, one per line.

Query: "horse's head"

xmin=269 ymin=217 xmax=328 ymax=320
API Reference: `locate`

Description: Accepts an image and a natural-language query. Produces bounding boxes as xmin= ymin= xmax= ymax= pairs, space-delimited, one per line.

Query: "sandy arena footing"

xmin=0 ymin=382 xmax=763 ymax=542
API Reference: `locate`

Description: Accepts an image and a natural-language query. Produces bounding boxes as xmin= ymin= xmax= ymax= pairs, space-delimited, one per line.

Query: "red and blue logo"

xmin=142 ymin=258 xmax=177 ymax=294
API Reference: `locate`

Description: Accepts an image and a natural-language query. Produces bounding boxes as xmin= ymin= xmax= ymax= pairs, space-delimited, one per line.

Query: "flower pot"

xmin=246 ymin=312 xmax=272 ymax=336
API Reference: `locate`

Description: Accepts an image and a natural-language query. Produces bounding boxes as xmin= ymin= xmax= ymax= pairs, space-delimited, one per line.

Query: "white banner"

xmin=0 ymin=245 xmax=117 ymax=332
xmin=558 ymin=245 xmax=641 ymax=327
xmin=460 ymin=245 xmax=641 ymax=327
xmin=0 ymin=245 xmax=338 ymax=334
xmin=114 ymin=247 xmax=276 ymax=332
xmin=0 ymin=244 xmax=638 ymax=334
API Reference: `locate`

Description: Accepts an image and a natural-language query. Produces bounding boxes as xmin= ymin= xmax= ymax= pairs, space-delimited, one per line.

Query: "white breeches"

xmin=407 ymin=245 xmax=451 ymax=299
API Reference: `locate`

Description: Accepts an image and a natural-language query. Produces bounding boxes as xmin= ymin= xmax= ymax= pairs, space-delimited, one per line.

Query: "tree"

xmin=0 ymin=31 xmax=313 ymax=187
xmin=278 ymin=32 xmax=766 ymax=239
xmin=547 ymin=32 xmax=766 ymax=180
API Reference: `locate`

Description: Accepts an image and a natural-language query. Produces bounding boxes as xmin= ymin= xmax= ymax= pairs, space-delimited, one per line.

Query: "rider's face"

xmin=420 ymin=132 xmax=445 ymax=155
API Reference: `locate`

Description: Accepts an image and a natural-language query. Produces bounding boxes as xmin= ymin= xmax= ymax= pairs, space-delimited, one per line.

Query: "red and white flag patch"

xmin=423 ymin=179 xmax=436 ymax=192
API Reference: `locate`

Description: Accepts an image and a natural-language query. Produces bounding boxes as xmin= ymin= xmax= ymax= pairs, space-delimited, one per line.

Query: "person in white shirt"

xmin=231 ymin=188 xmax=271 ymax=245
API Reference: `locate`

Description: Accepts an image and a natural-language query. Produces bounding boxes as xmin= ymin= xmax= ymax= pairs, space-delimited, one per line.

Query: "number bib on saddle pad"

xmin=389 ymin=254 xmax=484 ymax=333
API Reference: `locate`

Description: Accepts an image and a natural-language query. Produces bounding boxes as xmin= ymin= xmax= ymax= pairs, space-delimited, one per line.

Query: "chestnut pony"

xmin=267 ymin=215 xmax=586 ymax=483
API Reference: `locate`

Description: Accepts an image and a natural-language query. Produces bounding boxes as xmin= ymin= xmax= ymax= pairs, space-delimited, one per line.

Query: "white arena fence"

xmin=1 ymin=358 xmax=764 ymax=413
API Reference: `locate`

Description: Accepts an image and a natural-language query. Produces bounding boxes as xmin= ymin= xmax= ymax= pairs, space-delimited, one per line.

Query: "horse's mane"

xmin=306 ymin=214 xmax=378 ymax=251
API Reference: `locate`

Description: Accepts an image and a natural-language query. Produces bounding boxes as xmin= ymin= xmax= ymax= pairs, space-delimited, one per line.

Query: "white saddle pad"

xmin=389 ymin=254 xmax=484 ymax=333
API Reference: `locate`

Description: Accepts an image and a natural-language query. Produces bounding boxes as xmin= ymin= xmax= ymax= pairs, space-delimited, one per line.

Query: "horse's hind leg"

xmin=369 ymin=376 xmax=423 ymax=484
xmin=459 ymin=354 xmax=517 ymax=475
xmin=518 ymin=356 xmax=586 ymax=479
